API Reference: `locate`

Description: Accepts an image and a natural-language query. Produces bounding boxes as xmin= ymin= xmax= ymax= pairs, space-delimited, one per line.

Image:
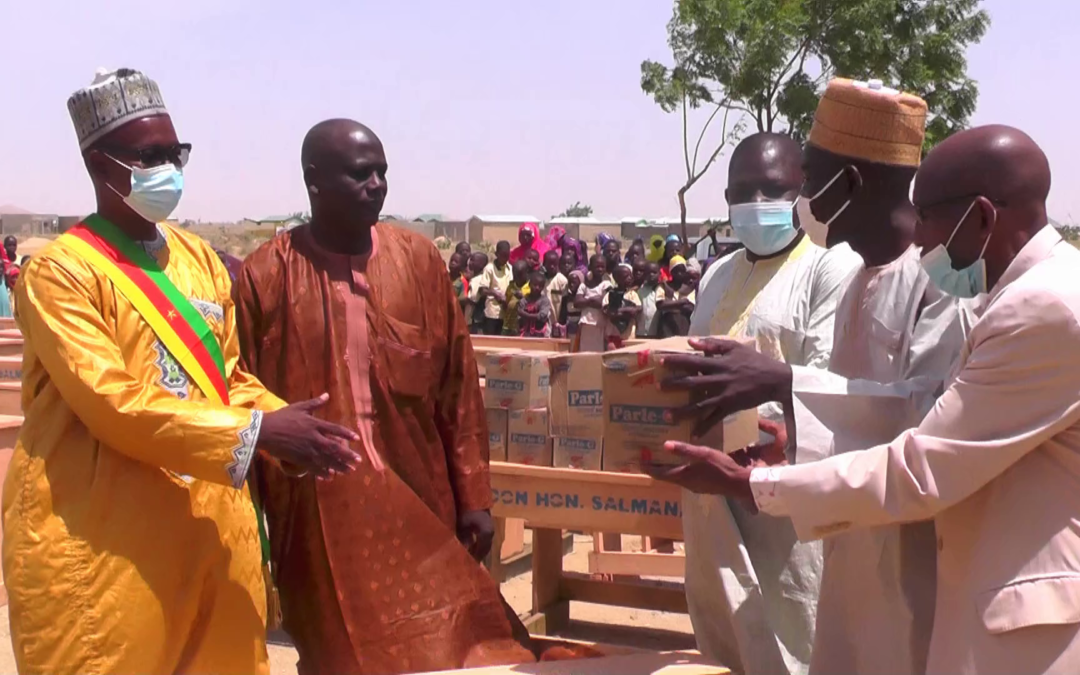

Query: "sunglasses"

xmin=100 ymin=143 xmax=192 ymax=168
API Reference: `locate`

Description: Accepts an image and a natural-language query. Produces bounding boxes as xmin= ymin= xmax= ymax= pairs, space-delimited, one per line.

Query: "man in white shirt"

xmin=654 ymin=78 xmax=967 ymax=675
xmin=683 ymin=131 xmax=858 ymax=675
xmin=651 ymin=124 xmax=1080 ymax=675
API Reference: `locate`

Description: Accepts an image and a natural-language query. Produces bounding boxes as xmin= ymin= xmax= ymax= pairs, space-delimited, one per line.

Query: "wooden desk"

xmin=490 ymin=462 xmax=688 ymax=634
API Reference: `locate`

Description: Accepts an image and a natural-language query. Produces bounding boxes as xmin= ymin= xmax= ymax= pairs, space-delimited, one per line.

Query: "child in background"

xmin=525 ymin=248 xmax=541 ymax=271
xmin=448 ymin=252 xmax=471 ymax=324
xmin=656 ymin=255 xmax=696 ymax=337
xmin=574 ymin=255 xmax=613 ymax=352
xmin=543 ymin=249 xmax=568 ymax=334
xmin=634 ymin=260 xmax=665 ymax=338
xmin=559 ymin=270 xmax=584 ymax=339
xmin=518 ymin=269 xmax=552 ymax=338
xmin=476 ymin=241 xmax=513 ymax=336
xmin=503 ymin=260 xmax=531 ymax=336
xmin=604 ymin=263 xmax=642 ymax=350
xmin=466 ymin=252 xmax=489 ymax=334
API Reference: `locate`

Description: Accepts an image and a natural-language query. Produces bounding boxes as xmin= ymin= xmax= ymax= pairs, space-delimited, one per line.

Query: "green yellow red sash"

xmin=59 ymin=215 xmax=279 ymax=626
xmin=61 ymin=214 xmax=229 ymax=405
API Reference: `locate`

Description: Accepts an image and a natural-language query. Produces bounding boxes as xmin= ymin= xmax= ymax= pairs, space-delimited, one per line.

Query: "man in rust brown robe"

xmin=233 ymin=119 xmax=535 ymax=674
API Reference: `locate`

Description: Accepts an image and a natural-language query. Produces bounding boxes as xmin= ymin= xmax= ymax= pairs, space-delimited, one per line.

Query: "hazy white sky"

xmin=1 ymin=0 xmax=1076 ymax=223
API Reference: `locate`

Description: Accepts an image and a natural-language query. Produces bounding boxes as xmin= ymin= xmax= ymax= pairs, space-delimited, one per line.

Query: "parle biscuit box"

xmin=486 ymin=408 xmax=508 ymax=462
xmin=553 ymin=436 xmax=603 ymax=471
xmin=483 ymin=352 xmax=551 ymax=410
xmin=601 ymin=337 xmax=758 ymax=473
xmin=506 ymin=408 xmax=553 ymax=466
xmin=547 ymin=353 xmax=605 ymax=437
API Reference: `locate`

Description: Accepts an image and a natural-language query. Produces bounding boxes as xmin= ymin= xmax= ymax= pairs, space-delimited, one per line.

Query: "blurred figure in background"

xmin=510 ymin=222 xmax=547 ymax=263
xmin=475 ymin=241 xmax=512 ymax=335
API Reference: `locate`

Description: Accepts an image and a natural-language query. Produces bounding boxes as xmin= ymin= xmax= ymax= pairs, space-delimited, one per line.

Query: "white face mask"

xmin=106 ymin=155 xmax=184 ymax=223
xmin=807 ymin=168 xmax=851 ymax=229
xmin=919 ymin=200 xmax=995 ymax=299
xmin=796 ymin=198 xmax=828 ymax=248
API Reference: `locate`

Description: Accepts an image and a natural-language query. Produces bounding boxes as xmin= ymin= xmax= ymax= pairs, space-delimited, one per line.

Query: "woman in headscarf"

xmin=646 ymin=235 xmax=666 ymax=263
xmin=509 ymin=222 xmax=548 ymax=263
xmin=544 ymin=225 xmax=566 ymax=253
xmin=0 ymin=246 xmax=15 ymax=317
xmin=560 ymin=236 xmax=589 ymax=273
xmin=594 ymin=232 xmax=616 ymax=257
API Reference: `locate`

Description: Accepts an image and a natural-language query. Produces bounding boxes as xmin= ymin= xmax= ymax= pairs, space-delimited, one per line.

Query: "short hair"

xmin=495 ymin=240 xmax=511 ymax=253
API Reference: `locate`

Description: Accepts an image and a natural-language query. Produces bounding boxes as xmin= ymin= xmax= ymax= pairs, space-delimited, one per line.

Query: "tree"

xmin=556 ymin=202 xmax=594 ymax=218
xmin=642 ymin=0 xmax=990 ymax=240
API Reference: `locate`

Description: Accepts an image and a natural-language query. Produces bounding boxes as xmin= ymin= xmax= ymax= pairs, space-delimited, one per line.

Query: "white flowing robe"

xmin=789 ymin=245 xmax=973 ymax=675
xmin=684 ymin=236 xmax=859 ymax=675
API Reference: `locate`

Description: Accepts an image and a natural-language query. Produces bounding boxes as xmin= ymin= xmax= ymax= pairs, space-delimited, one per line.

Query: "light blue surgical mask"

xmin=920 ymin=200 xmax=995 ymax=299
xmin=729 ymin=199 xmax=800 ymax=256
xmin=106 ymin=155 xmax=184 ymax=223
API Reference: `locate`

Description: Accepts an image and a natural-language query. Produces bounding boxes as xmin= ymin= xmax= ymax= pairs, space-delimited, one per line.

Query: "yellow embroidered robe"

xmin=3 ymin=222 xmax=285 ymax=675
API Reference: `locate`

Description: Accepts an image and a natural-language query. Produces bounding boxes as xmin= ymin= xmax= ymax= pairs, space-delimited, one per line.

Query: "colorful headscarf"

xmin=544 ymin=225 xmax=566 ymax=252
xmin=669 ymin=255 xmax=688 ymax=271
xmin=646 ymin=235 xmax=665 ymax=263
xmin=562 ymin=236 xmax=588 ymax=273
xmin=595 ymin=232 xmax=616 ymax=255
xmin=666 ymin=234 xmax=682 ymax=244
xmin=509 ymin=222 xmax=549 ymax=263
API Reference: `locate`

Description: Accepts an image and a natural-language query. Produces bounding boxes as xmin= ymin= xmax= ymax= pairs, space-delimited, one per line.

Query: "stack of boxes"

xmin=548 ymin=354 xmax=605 ymax=470
xmin=483 ymin=338 xmax=760 ymax=474
xmin=484 ymin=352 xmax=552 ymax=466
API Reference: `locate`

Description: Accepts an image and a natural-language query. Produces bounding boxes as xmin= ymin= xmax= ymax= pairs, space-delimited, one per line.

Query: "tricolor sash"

xmin=60 ymin=215 xmax=278 ymax=625
xmin=61 ymin=214 xmax=230 ymax=405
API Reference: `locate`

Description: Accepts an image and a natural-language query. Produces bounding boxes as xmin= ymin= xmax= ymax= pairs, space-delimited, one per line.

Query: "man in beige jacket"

xmin=652 ymin=126 xmax=1080 ymax=675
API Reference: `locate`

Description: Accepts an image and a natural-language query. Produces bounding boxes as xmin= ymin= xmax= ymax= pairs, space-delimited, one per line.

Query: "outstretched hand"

xmin=258 ymin=394 xmax=363 ymax=480
xmin=661 ymin=337 xmax=794 ymax=437
xmin=643 ymin=440 xmax=757 ymax=507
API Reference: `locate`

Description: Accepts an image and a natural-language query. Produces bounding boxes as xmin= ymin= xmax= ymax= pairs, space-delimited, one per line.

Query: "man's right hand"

xmin=258 ymin=394 xmax=362 ymax=479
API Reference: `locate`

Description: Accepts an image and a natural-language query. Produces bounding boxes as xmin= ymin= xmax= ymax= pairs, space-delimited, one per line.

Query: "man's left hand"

xmin=661 ymin=337 xmax=794 ymax=437
xmin=457 ymin=509 xmax=495 ymax=561
xmin=643 ymin=441 xmax=757 ymax=509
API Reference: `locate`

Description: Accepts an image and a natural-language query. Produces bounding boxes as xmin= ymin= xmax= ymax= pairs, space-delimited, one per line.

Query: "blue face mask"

xmin=920 ymin=200 xmax=995 ymax=299
xmin=106 ymin=155 xmax=184 ymax=223
xmin=729 ymin=199 xmax=800 ymax=256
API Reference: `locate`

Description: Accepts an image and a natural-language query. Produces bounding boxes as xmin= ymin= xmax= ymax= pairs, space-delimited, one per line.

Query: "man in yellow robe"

xmin=4 ymin=68 xmax=361 ymax=675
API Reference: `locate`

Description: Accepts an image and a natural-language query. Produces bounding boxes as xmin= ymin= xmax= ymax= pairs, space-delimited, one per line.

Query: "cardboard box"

xmin=601 ymin=337 xmax=758 ymax=473
xmin=483 ymin=352 xmax=550 ymax=410
xmin=486 ymin=408 xmax=508 ymax=462
xmin=548 ymin=353 xmax=605 ymax=437
xmin=553 ymin=436 xmax=603 ymax=471
xmin=506 ymin=408 xmax=553 ymax=466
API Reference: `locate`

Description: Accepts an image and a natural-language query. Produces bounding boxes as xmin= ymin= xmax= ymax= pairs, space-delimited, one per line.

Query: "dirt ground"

xmin=0 ymin=533 xmax=694 ymax=674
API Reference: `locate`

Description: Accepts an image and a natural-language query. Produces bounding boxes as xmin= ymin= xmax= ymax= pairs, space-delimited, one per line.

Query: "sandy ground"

xmin=0 ymin=533 xmax=693 ymax=674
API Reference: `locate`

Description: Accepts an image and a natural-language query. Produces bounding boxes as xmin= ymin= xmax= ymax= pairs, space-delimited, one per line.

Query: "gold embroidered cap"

xmin=809 ymin=78 xmax=927 ymax=167
xmin=68 ymin=68 xmax=169 ymax=150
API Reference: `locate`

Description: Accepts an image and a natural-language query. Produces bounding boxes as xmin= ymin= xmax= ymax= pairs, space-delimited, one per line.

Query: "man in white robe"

xmin=683 ymin=132 xmax=858 ymax=675
xmin=652 ymin=124 xmax=1080 ymax=675
xmin=657 ymin=78 xmax=967 ymax=675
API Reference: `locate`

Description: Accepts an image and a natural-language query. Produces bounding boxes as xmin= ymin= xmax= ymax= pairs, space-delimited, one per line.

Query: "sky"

xmin=1 ymin=0 xmax=1076 ymax=224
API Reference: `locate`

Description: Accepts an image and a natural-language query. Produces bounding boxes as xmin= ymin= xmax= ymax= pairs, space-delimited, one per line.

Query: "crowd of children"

xmin=448 ymin=224 xmax=702 ymax=351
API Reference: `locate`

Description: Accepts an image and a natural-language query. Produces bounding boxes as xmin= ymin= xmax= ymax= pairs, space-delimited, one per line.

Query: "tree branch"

xmin=691 ymin=99 xmax=729 ymax=174
xmin=682 ymin=92 xmax=692 ymax=181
